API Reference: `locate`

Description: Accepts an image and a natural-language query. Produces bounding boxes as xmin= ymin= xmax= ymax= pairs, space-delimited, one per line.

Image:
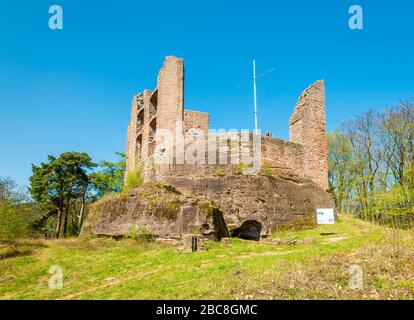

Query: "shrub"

xmin=260 ymin=162 xmax=275 ymax=177
xmin=213 ymin=169 xmax=226 ymax=177
xmin=123 ymin=166 xmax=143 ymax=192
xmin=0 ymin=202 xmax=29 ymax=243
xmin=126 ymin=224 xmax=154 ymax=243
xmin=235 ymin=163 xmax=250 ymax=175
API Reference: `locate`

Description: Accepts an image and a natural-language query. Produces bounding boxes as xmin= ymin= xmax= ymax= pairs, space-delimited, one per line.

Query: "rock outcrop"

xmin=163 ymin=173 xmax=334 ymax=237
xmin=82 ymin=173 xmax=334 ymax=240
xmin=81 ymin=183 xmax=229 ymax=240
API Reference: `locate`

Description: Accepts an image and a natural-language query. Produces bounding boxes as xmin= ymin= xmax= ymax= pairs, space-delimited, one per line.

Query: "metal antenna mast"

xmin=253 ymin=60 xmax=258 ymax=135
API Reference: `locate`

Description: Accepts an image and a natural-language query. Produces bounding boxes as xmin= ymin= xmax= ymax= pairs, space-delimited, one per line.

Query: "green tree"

xmin=90 ymin=152 xmax=125 ymax=199
xmin=29 ymin=152 xmax=95 ymax=238
xmin=329 ymin=99 xmax=414 ymax=227
xmin=0 ymin=177 xmax=35 ymax=242
xmin=327 ymin=131 xmax=353 ymax=212
xmin=0 ymin=177 xmax=27 ymax=203
xmin=0 ymin=203 xmax=28 ymax=242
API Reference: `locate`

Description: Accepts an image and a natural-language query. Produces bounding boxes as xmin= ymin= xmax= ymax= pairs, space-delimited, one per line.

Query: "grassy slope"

xmin=0 ymin=215 xmax=413 ymax=300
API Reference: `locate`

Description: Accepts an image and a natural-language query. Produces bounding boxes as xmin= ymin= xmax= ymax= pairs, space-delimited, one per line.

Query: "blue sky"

xmin=1 ymin=0 xmax=414 ymax=186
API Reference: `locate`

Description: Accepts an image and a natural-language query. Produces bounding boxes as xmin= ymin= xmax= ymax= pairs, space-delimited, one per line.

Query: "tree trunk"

xmin=79 ymin=191 xmax=86 ymax=230
xmin=56 ymin=207 xmax=62 ymax=239
xmin=62 ymin=194 xmax=71 ymax=237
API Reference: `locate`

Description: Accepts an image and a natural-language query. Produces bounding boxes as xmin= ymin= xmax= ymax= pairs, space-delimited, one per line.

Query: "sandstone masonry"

xmin=125 ymin=56 xmax=329 ymax=191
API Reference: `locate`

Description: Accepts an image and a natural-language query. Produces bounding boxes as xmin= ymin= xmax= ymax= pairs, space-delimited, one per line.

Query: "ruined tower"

xmin=289 ymin=80 xmax=329 ymax=191
xmin=156 ymin=56 xmax=185 ymax=138
xmin=125 ymin=56 xmax=210 ymax=179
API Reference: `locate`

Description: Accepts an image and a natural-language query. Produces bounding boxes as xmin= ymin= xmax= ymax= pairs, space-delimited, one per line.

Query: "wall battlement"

xmin=125 ymin=56 xmax=328 ymax=191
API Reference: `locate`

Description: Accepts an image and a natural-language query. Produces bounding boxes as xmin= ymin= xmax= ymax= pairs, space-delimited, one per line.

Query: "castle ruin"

xmin=82 ymin=56 xmax=334 ymax=241
xmin=125 ymin=56 xmax=328 ymax=191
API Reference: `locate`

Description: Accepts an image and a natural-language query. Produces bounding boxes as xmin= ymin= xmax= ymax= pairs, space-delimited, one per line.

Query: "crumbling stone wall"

xmin=289 ymin=80 xmax=328 ymax=190
xmin=157 ymin=56 xmax=185 ymax=139
xmin=184 ymin=110 xmax=209 ymax=135
xmin=126 ymin=56 xmax=329 ymax=191
xmin=125 ymin=57 xmax=184 ymax=178
xmin=125 ymin=90 xmax=153 ymax=174
xmin=126 ymin=57 xmax=211 ymax=180
xmin=261 ymin=137 xmax=304 ymax=176
xmin=153 ymin=135 xmax=304 ymax=180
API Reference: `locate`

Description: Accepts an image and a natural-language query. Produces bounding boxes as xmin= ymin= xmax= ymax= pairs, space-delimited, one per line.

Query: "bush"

xmin=126 ymin=224 xmax=153 ymax=243
xmin=235 ymin=163 xmax=250 ymax=175
xmin=260 ymin=162 xmax=275 ymax=177
xmin=0 ymin=202 xmax=29 ymax=243
xmin=123 ymin=166 xmax=143 ymax=192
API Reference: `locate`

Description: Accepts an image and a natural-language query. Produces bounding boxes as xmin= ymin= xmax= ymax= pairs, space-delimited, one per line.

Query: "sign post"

xmin=316 ymin=208 xmax=335 ymax=234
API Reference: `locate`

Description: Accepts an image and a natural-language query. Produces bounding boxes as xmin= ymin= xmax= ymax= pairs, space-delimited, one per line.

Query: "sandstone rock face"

xmin=81 ymin=183 xmax=230 ymax=240
xmin=82 ymin=174 xmax=334 ymax=240
xmin=162 ymin=174 xmax=334 ymax=237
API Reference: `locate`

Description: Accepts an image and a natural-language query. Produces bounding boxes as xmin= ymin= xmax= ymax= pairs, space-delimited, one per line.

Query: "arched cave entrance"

xmin=231 ymin=220 xmax=262 ymax=241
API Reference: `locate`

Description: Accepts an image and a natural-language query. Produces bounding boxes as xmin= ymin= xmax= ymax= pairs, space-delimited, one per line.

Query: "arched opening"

xmin=136 ymin=135 xmax=142 ymax=161
xmin=231 ymin=220 xmax=262 ymax=241
xmin=148 ymin=118 xmax=157 ymax=156
xmin=137 ymin=109 xmax=144 ymax=130
xmin=149 ymin=90 xmax=158 ymax=117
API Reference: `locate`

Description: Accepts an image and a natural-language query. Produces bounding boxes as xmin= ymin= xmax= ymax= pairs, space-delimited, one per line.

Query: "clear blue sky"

xmin=1 ymin=0 xmax=413 ymax=186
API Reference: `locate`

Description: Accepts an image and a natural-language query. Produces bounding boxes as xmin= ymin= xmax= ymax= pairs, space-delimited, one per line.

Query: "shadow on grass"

xmin=0 ymin=240 xmax=48 ymax=260
xmin=0 ymin=249 xmax=34 ymax=260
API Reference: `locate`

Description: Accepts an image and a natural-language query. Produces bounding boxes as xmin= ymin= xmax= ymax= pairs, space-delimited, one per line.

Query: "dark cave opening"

xmin=212 ymin=208 xmax=230 ymax=241
xmin=231 ymin=220 xmax=262 ymax=241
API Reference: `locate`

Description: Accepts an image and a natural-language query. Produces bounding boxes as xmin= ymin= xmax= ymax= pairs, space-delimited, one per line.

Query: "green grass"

xmin=1 ymin=215 xmax=413 ymax=300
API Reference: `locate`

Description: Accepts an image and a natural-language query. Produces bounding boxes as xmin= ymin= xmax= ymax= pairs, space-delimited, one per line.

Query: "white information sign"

xmin=316 ymin=208 xmax=335 ymax=225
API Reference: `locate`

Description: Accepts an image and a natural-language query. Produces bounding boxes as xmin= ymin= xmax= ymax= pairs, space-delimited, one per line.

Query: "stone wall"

xmin=125 ymin=56 xmax=185 ymax=179
xmin=184 ymin=110 xmax=209 ymax=135
xmin=125 ymin=90 xmax=153 ymax=175
xmin=125 ymin=93 xmax=142 ymax=174
xmin=152 ymin=134 xmax=305 ymax=182
xmin=261 ymin=136 xmax=304 ymax=176
xmin=157 ymin=56 xmax=185 ymax=139
xmin=289 ymin=80 xmax=328 ymax=190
